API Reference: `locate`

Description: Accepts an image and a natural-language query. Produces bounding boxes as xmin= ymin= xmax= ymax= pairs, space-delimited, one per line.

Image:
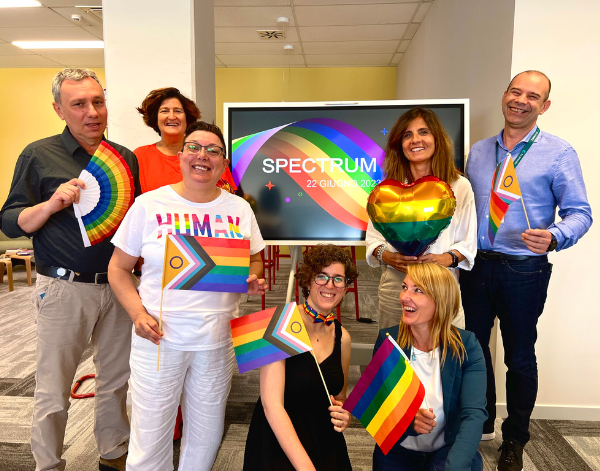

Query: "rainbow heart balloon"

xmin=367 ymin=176 xmax=456 ymax=256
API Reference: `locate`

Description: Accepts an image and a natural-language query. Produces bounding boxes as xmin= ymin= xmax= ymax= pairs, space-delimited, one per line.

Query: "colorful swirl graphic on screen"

xmin=232 ymin=118 xmax=385 ymax=231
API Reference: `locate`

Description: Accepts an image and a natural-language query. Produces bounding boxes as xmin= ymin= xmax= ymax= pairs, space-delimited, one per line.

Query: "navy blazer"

xmin=373 ymin=326 xmax=487 ymax=471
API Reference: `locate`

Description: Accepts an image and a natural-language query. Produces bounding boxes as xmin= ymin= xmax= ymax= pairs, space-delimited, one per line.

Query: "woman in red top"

xmin=135 ymin=87 xmax=201 ymax=193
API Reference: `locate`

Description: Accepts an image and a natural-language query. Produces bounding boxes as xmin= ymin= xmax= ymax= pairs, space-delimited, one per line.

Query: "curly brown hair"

xmin=295 ymin=245 xmax=359 ymax=298
xmin=136 ymin=87 xmax=201 ymax=136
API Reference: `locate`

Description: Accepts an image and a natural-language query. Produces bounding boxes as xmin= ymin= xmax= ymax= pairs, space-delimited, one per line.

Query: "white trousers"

xmin=126 ymin=335 xmax=235 ymax=471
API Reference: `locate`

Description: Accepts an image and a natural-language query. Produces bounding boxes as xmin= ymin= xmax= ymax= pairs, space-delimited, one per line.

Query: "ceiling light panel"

xmin=294 ymin=3 xmax=417 ymax=26
xmin=0 ymin=0 xmax=41 ymax=7
xmin=0 ymin=26 xmax=100 ymax=42
xmin=13 ymin=40 xmax=104 ymax=49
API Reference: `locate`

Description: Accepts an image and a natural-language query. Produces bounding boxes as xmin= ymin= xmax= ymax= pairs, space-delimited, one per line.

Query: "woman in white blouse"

xmin=365 ymin=107 xmax=477 ymax=329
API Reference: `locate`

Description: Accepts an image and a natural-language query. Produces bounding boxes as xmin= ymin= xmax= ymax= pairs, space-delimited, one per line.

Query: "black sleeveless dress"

xmin=243 ymin=319 xmax=352 ymax=470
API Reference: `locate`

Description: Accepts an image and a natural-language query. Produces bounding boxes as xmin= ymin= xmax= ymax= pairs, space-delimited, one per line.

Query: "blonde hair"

xmin=396 ymin=263 xmax=466 ymax=367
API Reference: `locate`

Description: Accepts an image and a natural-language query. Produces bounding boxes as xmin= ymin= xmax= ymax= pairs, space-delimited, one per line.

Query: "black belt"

xmin=477 ymin=250 xmax=534 ymax=261
xmin=36 ymin=266 xmax=109 ymax=284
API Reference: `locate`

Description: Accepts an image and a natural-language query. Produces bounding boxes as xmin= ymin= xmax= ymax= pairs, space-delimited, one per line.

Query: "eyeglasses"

xmin=183 ymin=142 xmax=224 ymax=157
xmin=314 ymin=273 xmax=348 ymax=288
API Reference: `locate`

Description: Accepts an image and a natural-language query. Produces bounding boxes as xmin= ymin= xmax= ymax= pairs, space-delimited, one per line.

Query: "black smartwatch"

xmin=446 ymin=250 xmax=459 ymax=268
xmin=547 ymin=233 xmax=558 ymax=252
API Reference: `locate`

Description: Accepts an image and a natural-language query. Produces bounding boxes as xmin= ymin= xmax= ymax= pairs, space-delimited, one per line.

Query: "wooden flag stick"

xmin=312 ymin=351 xmax=333 ymax=406
xmin=387 ymin=333 xmax=429 ymax=411
xmin=157 ymin=288 xmax=164 ymax=372
xmin=158 ymin=238 xmax=170 ymax=372
xmin=521 ymin=197 xmax=531 ymax=230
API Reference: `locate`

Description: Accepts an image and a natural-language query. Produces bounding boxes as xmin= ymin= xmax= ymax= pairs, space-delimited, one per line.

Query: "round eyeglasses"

xmin=183 ymin=142 xmax=224 ymax=157
xmin=314 ymin=273 xmax=348 ymax=288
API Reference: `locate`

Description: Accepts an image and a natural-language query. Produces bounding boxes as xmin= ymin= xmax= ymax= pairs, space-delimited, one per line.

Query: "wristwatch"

xmin=446 ymin=250 xmax=459 ymax=268
xmin=376 ymin=244 xmax=387 ymax=265
xmin=547 ymin=233 xmax=558 ymax=252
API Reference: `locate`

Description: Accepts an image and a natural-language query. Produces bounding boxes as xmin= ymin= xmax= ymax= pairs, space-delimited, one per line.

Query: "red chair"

xmin=262 ymin=246 xmax=275 ymax=290
xmin=272 ymin=245 xmax=291 ymax=285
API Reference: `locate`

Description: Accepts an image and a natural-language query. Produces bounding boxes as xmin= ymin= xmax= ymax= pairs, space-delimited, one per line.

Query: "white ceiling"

xmin=0 ymin=0 xmax=433 ymax=68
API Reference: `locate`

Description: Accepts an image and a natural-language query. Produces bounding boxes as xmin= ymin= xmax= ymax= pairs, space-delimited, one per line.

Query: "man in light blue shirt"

xmin=460 ymin=71 xmax=592 ymax=471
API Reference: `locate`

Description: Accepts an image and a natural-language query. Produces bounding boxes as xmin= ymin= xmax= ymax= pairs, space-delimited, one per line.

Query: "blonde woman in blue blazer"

xmin=372 ymin=263 xmax=487 ymax=471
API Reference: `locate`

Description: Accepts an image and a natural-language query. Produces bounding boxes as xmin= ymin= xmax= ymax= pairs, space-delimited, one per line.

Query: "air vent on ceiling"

xmin=257 ymin=30 xmax=285 ymax=40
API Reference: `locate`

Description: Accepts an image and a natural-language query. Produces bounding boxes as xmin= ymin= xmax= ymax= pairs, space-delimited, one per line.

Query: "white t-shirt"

xmin=365 ymin=175 xmax=477 ymax=270
xmin=401 ymin=346 xmax=446 ymax=452
xmin=112 ymin=186 xmax=265 ymax=351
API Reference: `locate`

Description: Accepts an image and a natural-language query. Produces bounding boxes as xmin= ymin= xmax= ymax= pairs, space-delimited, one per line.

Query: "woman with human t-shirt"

xmin=108 ymin=121 xmax=266 ymax=471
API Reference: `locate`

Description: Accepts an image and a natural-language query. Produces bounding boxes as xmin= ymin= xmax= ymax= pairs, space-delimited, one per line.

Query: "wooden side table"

xmin=9 ymin=254 xmax=34 ymax=286
xmin=0 ymin=258 xmax=14 ymax=292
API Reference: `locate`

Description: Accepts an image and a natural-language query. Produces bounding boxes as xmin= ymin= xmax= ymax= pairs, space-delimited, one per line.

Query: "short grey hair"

xmin=52 ymin=68 xmax=103 ymax=104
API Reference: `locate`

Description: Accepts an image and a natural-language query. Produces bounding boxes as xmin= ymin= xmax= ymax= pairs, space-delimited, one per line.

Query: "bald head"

xmin=507 ymin=71 xmax=551 ymax=101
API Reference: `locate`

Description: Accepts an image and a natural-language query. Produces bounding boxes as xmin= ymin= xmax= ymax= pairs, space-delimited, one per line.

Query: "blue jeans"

xmin=373 ymin=444 xmax=483 ymax=471
xmin=460 ymin=254 xmax=552 ymax=445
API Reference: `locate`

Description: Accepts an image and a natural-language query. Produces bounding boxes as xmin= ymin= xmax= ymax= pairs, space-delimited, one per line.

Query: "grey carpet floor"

xmin=1 ymin=264 xmax=599 ymax=470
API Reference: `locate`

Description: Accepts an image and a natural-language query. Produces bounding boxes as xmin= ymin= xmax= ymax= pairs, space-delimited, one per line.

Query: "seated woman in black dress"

xmin=373 ymin=263 xmax=487 ymax=471
xmin=243 ymin=244 xmax=357 ymax=471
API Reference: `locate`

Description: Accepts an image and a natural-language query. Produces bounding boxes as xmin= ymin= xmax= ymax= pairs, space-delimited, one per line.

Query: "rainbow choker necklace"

xmin=303 ymin=302 xmax=334 ymax=326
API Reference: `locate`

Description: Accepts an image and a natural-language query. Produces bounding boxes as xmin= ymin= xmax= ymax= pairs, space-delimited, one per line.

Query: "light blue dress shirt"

xmin=466 ymin=126 xmax=592 ymax=255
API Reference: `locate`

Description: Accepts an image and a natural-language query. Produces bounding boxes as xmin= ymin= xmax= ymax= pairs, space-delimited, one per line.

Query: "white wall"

xmin=494 ymin=0 xmax=600 ymax=420
xmin=396 ymin=0 xmax=515 ymax=145
xmin=102 ymin=0 xmax=216 ymax=152
xmin=103 ymin=0 xmax=195 ymax=151
xmin=397 ymin=0 xmax=600 ymax=420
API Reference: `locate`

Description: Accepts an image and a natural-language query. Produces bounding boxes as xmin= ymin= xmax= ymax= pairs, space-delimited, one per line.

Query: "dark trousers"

xmin=373 ymin=443 xmax=483 ymax=471
xmin=460 ymin=254 xmax=552 ymax=446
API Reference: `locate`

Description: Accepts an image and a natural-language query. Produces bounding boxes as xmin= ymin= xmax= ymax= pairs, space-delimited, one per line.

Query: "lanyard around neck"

xmin=496 ymin=127 xmax=540 ymax=168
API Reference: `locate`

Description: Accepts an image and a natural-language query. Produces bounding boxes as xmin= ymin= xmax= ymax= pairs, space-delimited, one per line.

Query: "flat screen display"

xmin=224 ymin=100 xmax=469 ymax=244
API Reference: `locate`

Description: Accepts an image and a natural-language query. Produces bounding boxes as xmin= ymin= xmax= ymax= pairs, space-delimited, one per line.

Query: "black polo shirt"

xmin=0 ymin=126 xmax=141 ymax=273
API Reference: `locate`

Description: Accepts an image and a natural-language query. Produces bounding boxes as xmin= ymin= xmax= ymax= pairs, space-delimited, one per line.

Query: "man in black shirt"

xmin=0 ymin=68 xmax=140 ymax=471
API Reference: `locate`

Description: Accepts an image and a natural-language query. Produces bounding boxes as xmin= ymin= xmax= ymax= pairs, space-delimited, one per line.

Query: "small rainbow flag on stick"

xmin=488 ymin=155 xmax=529 ymax=244
xmin=344 ymin=335 xmax=425 ymax=455
xmin=231 ymin=303 xmax=313 ymax=373
xmin=162 ymin=235 xmax=250 ymax=293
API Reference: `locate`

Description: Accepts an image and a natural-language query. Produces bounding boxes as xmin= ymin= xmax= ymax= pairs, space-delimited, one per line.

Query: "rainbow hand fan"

xmin=73 ymin=141 xmax=135 ymax=247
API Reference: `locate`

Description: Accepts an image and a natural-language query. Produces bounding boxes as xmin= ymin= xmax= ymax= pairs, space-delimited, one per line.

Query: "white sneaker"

xmin=482 ymin=431 xmax=496 ymax=441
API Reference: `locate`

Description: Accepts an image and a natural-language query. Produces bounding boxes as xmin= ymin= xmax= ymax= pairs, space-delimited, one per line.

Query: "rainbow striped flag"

xmin=344 ymin=335 xmax=425 ymax=455
xmin=230 ymin=303 xmax=313 ymax=373
xmin=161 ymin=235 xmax=250 ymax=293
xmin=488 ymin=155 xmax=523 ymax=245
